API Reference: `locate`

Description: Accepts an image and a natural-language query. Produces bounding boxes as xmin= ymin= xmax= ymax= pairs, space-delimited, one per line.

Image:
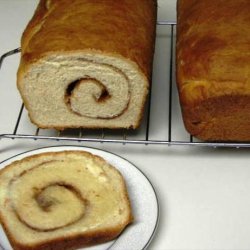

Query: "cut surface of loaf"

xmin=0 ymin=151 xmax=133 ymax=250
xmin=17 ymin=0 xmax=157 ymax=129
xmin=176 ymin=0 xmax=250 ymax=141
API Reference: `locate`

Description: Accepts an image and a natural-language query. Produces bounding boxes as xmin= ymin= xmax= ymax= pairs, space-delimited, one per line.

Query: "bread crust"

xmin=19 ymin=0 xmax=156 ymax=81
xmin=176 ymin=0 xmax=250 ymax=141
xmin=0 ymin=151 xmax=133 ymax=250
xmin=0 ymin=218 xmax=130 ymax=250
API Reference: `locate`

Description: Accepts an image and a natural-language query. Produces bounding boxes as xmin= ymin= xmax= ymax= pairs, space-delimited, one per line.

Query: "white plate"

xmin=0 ymin=146 xmax=159 ymax=250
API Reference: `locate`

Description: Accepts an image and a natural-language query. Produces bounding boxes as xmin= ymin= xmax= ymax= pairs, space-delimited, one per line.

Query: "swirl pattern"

xmin=62 ymin=58 xmax=131 ymax=119
xmin=0 ymin=151 xmax=133 ymax=249
xmin=19 ymin=52 xmax=148 ymax=129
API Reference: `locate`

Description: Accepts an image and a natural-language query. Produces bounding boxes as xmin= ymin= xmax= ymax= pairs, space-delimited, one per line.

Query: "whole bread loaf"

xmin=176 ymin=0 xmax=250 ymax=141
xmin=17 ymin=0 xmax=156 ymax=129
xmin=0 ymin=151 xmax=133 ymax=250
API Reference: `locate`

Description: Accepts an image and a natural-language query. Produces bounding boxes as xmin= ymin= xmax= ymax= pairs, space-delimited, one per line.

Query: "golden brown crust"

xmin=0 ymin=215 xmax=129 ymax=250
xmin=6 ymin=225 xmax=126 ymax=250
xmin=19 ymin=0 xmax=156 ymax=80
xmin=176 ymin=0 xmax=250 ymax=141
xmin=0 ymin=151 xmax=133 ymax=250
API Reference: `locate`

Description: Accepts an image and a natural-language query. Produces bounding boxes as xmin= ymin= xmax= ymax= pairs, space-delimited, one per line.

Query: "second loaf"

xmin=17 ymin=0 xmax=157 ymax=129
xmin=176 ymin=0 xmax=250 ymax=141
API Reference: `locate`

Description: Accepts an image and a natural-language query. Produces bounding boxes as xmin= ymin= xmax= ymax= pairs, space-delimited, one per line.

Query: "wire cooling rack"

xmin=0 ymin=21 xmax=249 ymax=148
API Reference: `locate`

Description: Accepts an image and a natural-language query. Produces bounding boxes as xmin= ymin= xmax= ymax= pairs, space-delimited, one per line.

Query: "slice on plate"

xmin=0 ymin=150 xmax=133 ymax=250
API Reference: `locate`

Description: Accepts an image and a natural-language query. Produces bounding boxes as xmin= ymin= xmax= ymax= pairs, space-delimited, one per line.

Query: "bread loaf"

xmin=0 ymin=151 xmax=133 ymax=250
xmin=176 ymin=0 xmax=250 ymax=141
xmin=17 ymin=0 xmax=157 ymax=129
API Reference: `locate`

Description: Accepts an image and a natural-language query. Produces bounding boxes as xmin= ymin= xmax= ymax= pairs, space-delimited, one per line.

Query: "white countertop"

xmin=0 ymin=1 xmax=250 ymax=250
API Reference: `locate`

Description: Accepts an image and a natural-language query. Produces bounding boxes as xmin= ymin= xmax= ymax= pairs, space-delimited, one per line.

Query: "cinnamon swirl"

xmin=0 ymin=151 xmax=133 ymax=250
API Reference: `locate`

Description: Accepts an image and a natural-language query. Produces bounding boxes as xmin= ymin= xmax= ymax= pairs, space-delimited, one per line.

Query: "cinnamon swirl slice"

xmin=17 ymin=0 xmax=157 ymax=129
xmin=0 ymin=151 xmax=133 ymax=250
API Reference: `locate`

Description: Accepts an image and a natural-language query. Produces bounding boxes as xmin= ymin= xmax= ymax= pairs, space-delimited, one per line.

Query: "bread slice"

xmin=0 ymin=151 xmax=133 ymax=250
xmin=17 ymin=0 xmax=157 ymax=129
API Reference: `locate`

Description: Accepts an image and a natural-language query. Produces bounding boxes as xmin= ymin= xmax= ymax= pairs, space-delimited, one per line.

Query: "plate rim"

xmin=0 ymin=145 xmax=159 ymax=250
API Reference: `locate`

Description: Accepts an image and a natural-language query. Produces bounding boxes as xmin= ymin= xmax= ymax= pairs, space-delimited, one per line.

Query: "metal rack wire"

xmin=0 ymin=21 xmax=250 ymax=148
